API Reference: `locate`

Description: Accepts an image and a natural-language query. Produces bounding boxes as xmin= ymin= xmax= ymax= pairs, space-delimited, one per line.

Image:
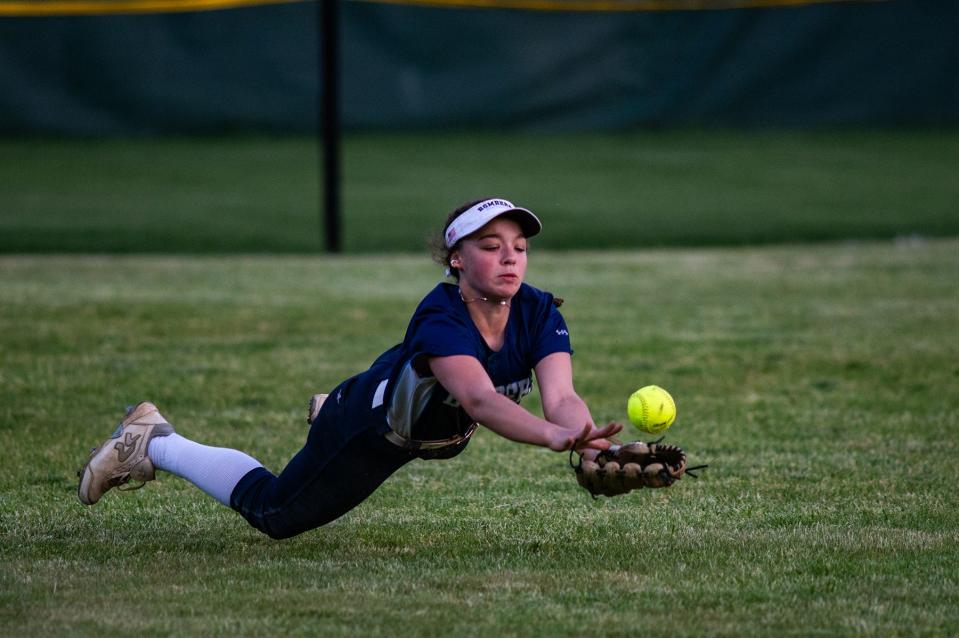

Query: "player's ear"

xmin=449 ymin=251 xmax=462 ymax=269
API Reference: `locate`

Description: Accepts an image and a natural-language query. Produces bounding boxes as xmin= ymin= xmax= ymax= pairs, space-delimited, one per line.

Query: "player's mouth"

xmin=499 ymin=273 xmax=519 ymax=282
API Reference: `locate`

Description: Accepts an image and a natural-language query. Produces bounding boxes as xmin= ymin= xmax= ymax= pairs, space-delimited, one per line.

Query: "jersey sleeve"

xmin=531 ymin=301 xmax=573 ymax=365
xmin=407 ymin=306 xmax=481 ymax=361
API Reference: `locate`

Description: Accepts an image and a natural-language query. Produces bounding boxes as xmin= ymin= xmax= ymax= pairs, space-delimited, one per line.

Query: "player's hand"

xmin=549 ymin=422 xmax=623 ymax=452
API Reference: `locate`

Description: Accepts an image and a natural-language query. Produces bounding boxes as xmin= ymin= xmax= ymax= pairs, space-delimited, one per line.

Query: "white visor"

xmin=444 ymin=198 xmax=542 ymax=248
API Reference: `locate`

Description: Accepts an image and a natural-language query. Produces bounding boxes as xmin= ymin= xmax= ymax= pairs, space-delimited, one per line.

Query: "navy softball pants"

xmin=229 ymin=378 xmax=415 ymax=540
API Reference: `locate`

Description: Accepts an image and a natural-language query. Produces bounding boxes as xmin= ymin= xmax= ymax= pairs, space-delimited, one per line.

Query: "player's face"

xmin=453 ymin=217 xmax=528 ymax=301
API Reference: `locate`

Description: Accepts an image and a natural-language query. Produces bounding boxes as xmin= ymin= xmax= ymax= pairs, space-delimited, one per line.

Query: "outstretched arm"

xmin=428 ymin=354 xmax=620 ymax=451
xmin=534 ymin=352 xmax=596 ymax=432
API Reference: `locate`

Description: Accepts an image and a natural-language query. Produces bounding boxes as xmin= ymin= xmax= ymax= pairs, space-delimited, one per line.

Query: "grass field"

xmin=2 ymin=240 xmax=957 ymax=635
xmin=1 ymin=129 xmax=958 ymax=253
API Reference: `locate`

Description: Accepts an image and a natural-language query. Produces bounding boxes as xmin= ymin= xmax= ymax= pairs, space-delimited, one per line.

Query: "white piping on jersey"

xmin=372 ymin=378 xmax=388 ymax=410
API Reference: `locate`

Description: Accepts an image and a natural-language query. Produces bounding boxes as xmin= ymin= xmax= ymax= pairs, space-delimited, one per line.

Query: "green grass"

xmin=2 ymin=241 xmax=958 ymax=635
xmin=1 ymin=129 xmax=957 ymax=253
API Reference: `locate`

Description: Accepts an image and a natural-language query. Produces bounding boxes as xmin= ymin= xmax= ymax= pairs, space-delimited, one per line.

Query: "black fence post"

xmin=320 ymin=0 xmax=341 ymax=253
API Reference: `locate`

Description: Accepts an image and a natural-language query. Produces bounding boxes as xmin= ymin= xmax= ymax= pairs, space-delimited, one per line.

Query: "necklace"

xmin=459 ymin=289 xmax=510 ymax=307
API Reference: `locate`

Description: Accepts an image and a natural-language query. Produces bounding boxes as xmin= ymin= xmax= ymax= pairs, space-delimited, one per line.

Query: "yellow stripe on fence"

xmin=356 ymin=0 xmax=886 ymax=11
xmin=0 ymin=0 xmax=887 ymax=15
xmin=0 ymin=0 xmax=303 ymax=16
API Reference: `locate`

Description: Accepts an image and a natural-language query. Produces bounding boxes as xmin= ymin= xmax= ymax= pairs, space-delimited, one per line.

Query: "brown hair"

xmin=427 ymin=197 xmax=491 ymax=281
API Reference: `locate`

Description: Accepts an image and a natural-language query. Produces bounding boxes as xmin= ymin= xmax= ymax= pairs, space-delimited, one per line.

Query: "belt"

xmin=384 ymin=423 xmax=477 ymax=451
xmin=371 ymin=377 xmax=477 ymax=451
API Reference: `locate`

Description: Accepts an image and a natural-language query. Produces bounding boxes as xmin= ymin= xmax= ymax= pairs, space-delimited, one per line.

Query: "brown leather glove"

xmin=571 ymin=440 xmax=706 ymax=497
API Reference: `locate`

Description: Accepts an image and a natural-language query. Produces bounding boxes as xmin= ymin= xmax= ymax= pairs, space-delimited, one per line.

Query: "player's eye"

xmin=481 ymin=244 xmax=499 ymax=251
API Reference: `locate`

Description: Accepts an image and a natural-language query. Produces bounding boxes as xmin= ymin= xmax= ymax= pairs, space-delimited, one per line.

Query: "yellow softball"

xmin=627 ymin=385 xmax=676 ymax=434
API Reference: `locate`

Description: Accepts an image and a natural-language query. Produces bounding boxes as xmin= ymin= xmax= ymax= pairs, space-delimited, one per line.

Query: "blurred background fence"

xmin=1 ymin=0 xmax=955 ymax=134
xmin=0 ymin=0 xmax=956 ymax=253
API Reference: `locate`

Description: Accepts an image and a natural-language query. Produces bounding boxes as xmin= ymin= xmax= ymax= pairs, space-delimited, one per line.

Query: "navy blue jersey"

xmin=357 ymin=282 xmax=572 ymax=442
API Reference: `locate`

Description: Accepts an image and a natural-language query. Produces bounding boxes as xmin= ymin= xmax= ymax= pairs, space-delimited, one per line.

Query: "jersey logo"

xmin=443 ymin=377 xmax=532 ymax=408
xmin=556 ymin=329 xmax=569 ymax=336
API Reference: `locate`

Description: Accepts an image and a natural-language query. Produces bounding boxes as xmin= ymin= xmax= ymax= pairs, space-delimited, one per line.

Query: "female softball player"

xmin=77 ymin=197 xmax=622 ymax=539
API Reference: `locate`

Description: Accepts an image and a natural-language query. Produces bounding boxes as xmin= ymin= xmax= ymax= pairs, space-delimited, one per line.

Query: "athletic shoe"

xmin=77 ymin=401 xmax=175 ymax=505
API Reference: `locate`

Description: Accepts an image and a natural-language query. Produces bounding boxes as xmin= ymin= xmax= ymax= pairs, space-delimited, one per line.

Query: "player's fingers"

xmin=571 ymin=422 xmax=623 ymax=451
xmin=578 ymin=438 xmax=614 ymax=451
xmin=568 ymin=423 xmax=592 ymax=451
xmin=596 ymin=422 xmax=623 ymax=438
xmin=582 ymin=422 xmax=621 ymax=441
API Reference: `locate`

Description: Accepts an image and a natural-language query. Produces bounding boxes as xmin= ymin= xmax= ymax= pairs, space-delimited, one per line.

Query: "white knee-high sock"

xmin=148 ymin=433 xmax=264 ymax=506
